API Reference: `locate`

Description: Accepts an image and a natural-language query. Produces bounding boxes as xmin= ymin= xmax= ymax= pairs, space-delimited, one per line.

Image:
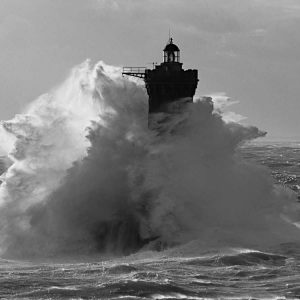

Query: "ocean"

xmin=0 ymin=142 xmax=299 ymax=299
xmin=1 ymin=142 xmax=300 ymax=300
xmin=0 ymin=62 xmax=299 ymax=299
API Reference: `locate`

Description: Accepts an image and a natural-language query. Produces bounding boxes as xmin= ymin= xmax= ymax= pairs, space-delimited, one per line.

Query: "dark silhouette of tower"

xmin=122 ymin=38 xmax=198 ymax=113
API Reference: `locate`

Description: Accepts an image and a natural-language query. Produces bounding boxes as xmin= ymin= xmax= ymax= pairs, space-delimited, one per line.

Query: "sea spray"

xmin=0 ymin=60 xmax=147 ymax=256
xmin=144 ymin=98 xmax=300 ymax=249
xmin=0 ymin=61 xmax=299 ymax=258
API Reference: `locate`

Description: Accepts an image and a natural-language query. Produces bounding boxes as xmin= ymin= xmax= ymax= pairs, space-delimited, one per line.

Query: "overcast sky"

xmin=0 ymin=0 xmax=299 ymax=140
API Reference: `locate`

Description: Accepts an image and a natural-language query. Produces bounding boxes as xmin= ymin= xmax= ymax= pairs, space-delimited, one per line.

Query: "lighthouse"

xmin=122 ymin=38 xmax=199 ymax=114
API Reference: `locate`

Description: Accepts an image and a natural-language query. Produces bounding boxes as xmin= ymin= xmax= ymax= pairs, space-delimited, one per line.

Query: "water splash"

xmin=0 ymin=61 xmax=299 ymax=258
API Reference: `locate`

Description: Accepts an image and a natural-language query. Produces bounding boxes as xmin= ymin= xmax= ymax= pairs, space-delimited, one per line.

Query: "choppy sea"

xmin=1 ymin=141 xmax=300 ymax=299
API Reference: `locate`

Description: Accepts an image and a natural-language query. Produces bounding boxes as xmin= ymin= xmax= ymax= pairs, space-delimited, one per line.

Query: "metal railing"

xmin=122 ymin=67 xmax=146 ymax=74
xmin=122 ymin=67 xmax=146 ymax=79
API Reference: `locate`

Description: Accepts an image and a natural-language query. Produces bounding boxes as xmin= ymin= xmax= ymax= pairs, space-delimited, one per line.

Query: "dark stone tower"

xmin=123 ymin=38 xmax=199 ymax=114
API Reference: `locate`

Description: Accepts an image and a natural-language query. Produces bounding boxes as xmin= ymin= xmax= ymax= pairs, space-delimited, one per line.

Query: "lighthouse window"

xmin=168 ymin=52 xmax=175 ymax=62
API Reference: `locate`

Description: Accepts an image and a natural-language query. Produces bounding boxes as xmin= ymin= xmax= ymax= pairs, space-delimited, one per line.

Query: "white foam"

xmin=0 ymin=60 xmax=299 ymax=258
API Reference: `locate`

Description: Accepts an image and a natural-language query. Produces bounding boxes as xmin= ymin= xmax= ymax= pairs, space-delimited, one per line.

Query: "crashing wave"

xmin=0 ymin=61 xmax=299 ymax=258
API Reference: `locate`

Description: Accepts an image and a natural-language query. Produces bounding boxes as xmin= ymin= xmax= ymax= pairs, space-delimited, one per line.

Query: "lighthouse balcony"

xmin=122 ymin=67 xmax=146 ymax=79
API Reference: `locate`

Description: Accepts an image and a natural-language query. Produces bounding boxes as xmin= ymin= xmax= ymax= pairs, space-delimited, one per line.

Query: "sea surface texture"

xmin=0 ymin=62 xmax=299 ymax=299
xmin=0 ymin=143 xmax=300 ymax=299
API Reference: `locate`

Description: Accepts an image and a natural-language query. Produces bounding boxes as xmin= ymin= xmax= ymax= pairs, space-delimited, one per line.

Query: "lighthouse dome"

xmin=163 ymin=40 xmax=180 ymax=52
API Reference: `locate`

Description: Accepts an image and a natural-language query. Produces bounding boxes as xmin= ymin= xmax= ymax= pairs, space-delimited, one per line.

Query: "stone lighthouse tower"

xmin=123 ymin=37 xmax=199 ymax=114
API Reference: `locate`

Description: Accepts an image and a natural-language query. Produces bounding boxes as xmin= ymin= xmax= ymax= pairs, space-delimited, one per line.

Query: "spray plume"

xmin=0 ymin=61 xmax=299 ymax=258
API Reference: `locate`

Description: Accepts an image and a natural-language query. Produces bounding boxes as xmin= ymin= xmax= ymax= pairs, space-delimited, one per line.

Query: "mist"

xmin=0 ymin=61 xmax=299 ymax=258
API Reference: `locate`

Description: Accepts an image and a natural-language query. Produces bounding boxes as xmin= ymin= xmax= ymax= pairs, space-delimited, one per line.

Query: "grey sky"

xmin=0 ymin=0 xmax=299 ymax=140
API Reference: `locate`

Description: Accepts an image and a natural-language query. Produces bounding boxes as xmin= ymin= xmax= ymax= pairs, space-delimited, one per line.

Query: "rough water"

xmin=241 ymin=141 xmax=300 ymax=200
xmin=0 ymin=61 xmax=300 ymax=299
xmin=1 ymin=243 xmax=300 ymax=299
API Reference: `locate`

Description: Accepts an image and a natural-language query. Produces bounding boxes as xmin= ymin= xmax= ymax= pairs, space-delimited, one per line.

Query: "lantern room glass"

xmin=164 ymin=50 xmax=180 ymax=63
